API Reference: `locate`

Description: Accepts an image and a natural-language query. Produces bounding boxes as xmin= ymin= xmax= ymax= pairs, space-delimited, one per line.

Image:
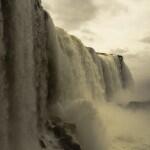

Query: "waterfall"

xmin=48 ymin=27 xmax=133 ymax=104
xmin=0 ymin=0 xmax=133 ymax=150
xmin=0 ymin=0 xmax=48 ymax=150
xmin=47 ymin=27 xmax=133 ymax=150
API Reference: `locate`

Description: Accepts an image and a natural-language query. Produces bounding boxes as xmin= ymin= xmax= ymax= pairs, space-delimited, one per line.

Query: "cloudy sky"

xmin=42 ymin=0 xmax=150 ymax=100
xmin=42 ymin=0 xmax=150 ymax=51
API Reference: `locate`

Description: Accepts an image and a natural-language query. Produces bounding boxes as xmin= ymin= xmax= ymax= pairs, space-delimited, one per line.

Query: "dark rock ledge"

xmin=127 ymin=101 xmax=150 ymax=110
xmin=39 ymin=117 xmax=82 ymax=150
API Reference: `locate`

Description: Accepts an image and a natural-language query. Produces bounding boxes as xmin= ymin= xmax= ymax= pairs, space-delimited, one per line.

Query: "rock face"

xmin=41 ymin=117 xmax=81 ymax=150
xmin=127 ymin=101 xmax=150 ymax=110
xmin=0 ymin=0 xmax=133 ymax=150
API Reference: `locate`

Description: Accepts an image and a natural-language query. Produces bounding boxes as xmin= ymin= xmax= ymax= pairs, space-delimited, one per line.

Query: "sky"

xmin=42 ymin=0 xmax=150 ymax=100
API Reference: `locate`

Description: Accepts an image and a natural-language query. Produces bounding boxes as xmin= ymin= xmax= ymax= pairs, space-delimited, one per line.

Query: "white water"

xmin=99 ymin=103 xmax=150 ymax=150
xmin=48 ymin=26 xmax=149 ymax=150
xmin=54 ymin=100 xmax=150 ymax=150
xmin=0 ymin=1 xmax=47 ymax=150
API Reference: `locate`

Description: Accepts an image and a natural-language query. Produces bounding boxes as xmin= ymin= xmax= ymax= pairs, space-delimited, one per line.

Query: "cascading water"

xmin=52 ymin=28 xmax=132 ymax=102
xmin=48 ymin=27 xmax=133 ymax=150
xmin=0 ymin=0 xmax=49 ymax=150
xmin=1 ymin=0 xmax=148 ymax=150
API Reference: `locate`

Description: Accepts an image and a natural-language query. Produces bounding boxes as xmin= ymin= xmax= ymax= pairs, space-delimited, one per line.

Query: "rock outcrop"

xmin=40 ymin=117 xmax=81 ymax=150
xmin=127 ymin=101 xmax=150 ymax=110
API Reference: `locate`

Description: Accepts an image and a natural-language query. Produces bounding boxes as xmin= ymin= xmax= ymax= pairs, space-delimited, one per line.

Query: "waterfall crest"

xmin=0 ymin=0 xmax=133 ymax=150
xmin=47 ymin=27 xmax=133 ymax=150
xmin=49 ymin=27 xmax=133 ymax=104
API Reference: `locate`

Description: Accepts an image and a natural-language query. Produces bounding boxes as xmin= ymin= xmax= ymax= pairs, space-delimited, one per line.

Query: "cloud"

xmin=110 ymin=48 xmax=129 ymax=54
xmin=124 ymin=50 xmax=150 ymax=101
xmin=81 ymin=28 xmax=95 ymax=35
xmin=140 ymin=36 xmax=150 ymax=44
xmin=42 ymin=0 xmax=128 ymax=30
xmin=96 ymin=0 xmax=128 ymax=16
xmin=42 ymin=0 xmax=98 ymax=30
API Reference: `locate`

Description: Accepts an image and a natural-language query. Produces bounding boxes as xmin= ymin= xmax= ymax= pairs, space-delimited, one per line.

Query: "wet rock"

xmin=43 ymin=117 xmax=82 ymax=150
xmin=127 ymin=101 xmax=150 ymax=110
xmin=39 ymin=138 xmax=47 ymax=149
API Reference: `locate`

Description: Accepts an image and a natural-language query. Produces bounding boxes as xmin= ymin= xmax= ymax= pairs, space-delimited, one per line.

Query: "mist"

xmin=99 ymin=103 xmax=150 ymax=150
xmin=125 ymin=50 xmax=150 ymax=101
xmin=51 ymin=94 xmax=150 ymax=150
